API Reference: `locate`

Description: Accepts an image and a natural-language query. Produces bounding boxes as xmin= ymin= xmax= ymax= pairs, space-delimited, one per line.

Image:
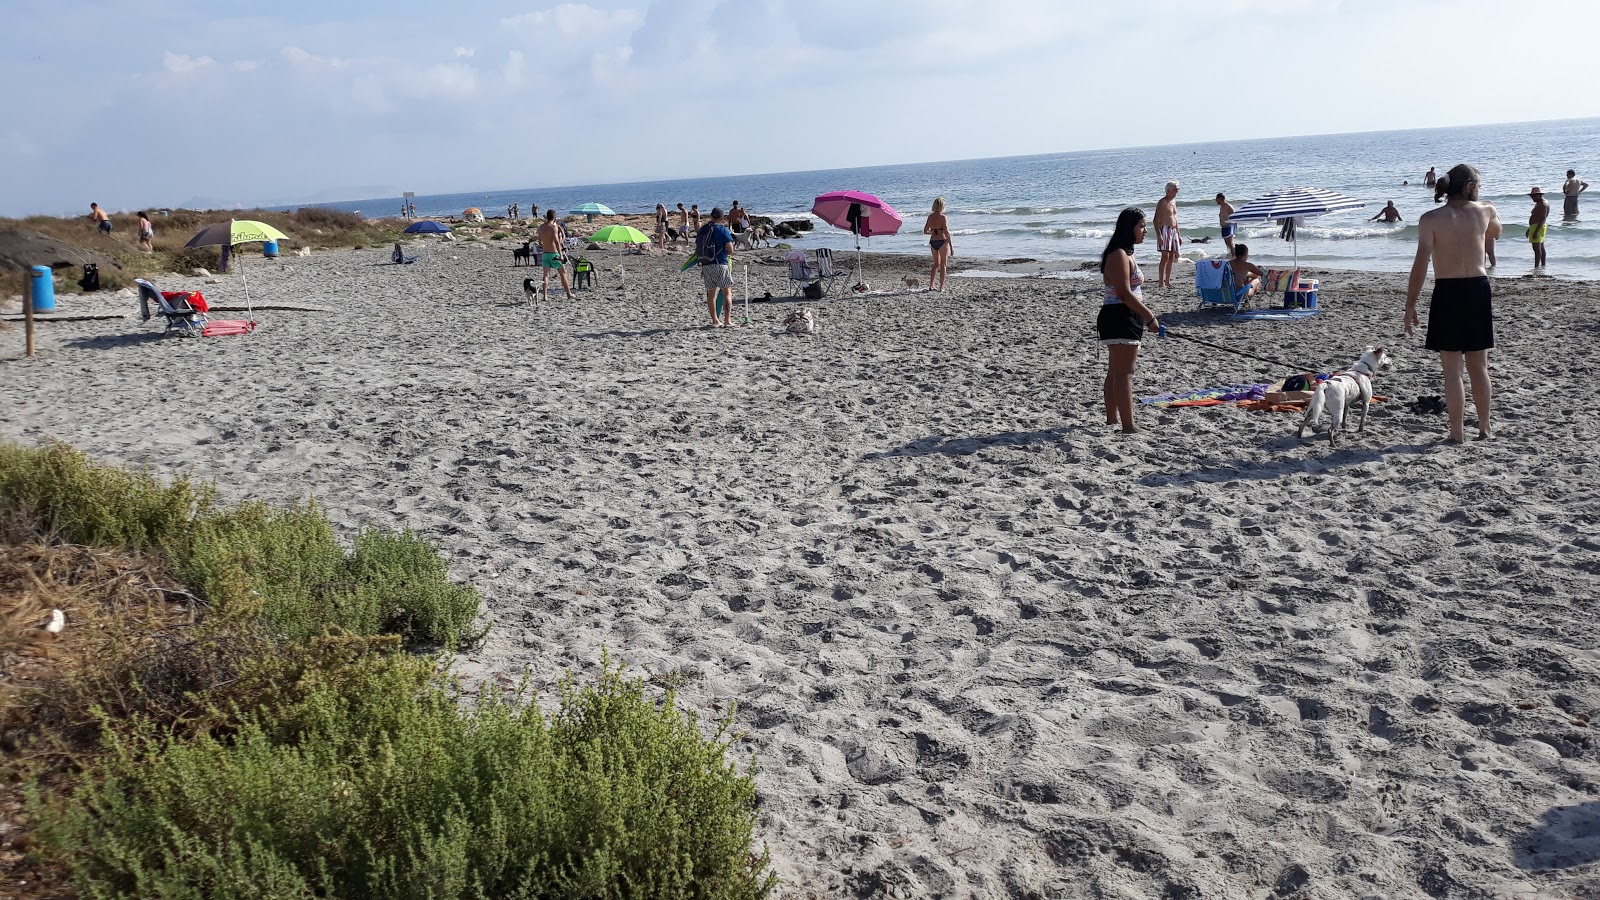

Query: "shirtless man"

xmin=1153 ymin=181 xmax=1180 ymax=288
xmin=1215 ymin=193 xmax=1236 ymax=254
xmin=1405 ymin=163 xmax=1502 ymax=443
xmin=536 ymin=210 xmax=573 ymax=299
xmin=1369 ymin=201 xmax=1403 ymax=223
xmin=676 ymin=203 xmax=689 ymax=243
xmin=1562 ymin=169 xmax=1588 ymax=218
xmin=1527 ymin=186 xmax=1549 ymax=268
xmin=1424 ymin=167 xmax=1437 ymax=188
xmin=90 ymin=202 xmax=111 ymax=234
xmin=1229 ymin=244 xmax=1264 ymax=301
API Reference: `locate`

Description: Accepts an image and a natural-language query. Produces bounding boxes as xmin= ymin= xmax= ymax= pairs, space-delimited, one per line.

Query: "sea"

xmin=293 ymin=118 xmax=1600 ymax=280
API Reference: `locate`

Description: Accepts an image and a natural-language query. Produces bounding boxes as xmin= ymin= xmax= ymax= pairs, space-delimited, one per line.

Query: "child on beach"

xmin=1405 ymin=163 xmax=1502 ymax=443
xmin=1099 ymin=207 xmax=1161 ymax=433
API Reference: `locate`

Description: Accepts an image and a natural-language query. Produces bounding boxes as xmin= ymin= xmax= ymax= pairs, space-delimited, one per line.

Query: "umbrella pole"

xmin=239 ymin=247 xmax=254 ymax=322
xmin=743 ymin=264 xmax=750 ymax=326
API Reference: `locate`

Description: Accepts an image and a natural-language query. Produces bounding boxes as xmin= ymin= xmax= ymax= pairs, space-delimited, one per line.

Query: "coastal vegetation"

xmin=0 ymin=441 xmax=774 ymax=899
xmin=0 ymin=207 xmax=408 ymax=299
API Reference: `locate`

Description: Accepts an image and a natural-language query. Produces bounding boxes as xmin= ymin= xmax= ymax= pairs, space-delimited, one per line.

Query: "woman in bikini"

xmin=1099 ymin=207 xmax=1161 ymax=433
xmin=923 ymin=198 xmax=952 ymax=292
xmin=654 ymin=204 xmax=669 ymax=251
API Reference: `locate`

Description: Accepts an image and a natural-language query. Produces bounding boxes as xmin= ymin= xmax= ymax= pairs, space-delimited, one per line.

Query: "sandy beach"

xmin=3 ymin=235 xmax=1598 ymax=898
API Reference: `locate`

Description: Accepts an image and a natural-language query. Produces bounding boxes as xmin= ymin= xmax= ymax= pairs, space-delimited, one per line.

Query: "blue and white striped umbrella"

xmin=1227 ymin=187 xmax=1365 ymax=223
xmin=1228 ymin=187 xmax=1365 ymax=267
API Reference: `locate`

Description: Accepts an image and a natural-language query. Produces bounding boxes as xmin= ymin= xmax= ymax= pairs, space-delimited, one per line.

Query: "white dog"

xmin=1296 ymin=346 xmax=1392 ymax=446
xmin=733 ymin=225 xmax=771 ymax=251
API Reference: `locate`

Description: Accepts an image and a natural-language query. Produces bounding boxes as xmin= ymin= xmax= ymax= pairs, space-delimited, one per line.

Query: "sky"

xmin=3 ymin=0 xmax=1597 ymax=217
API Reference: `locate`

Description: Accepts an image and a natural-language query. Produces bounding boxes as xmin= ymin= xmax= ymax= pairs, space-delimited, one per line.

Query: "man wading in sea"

xmin=1527 ymin=187 xmax=1549 ymax=269
xmin=1215 ymin=193 xmax=1236 ymax=255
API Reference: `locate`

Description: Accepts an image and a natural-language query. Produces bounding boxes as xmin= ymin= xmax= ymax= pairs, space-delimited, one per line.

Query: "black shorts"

xmin=1426 ymin=276 xmax=1493 ymax=352
xmin=1097 ymin=303 xmax=1144 ymax=344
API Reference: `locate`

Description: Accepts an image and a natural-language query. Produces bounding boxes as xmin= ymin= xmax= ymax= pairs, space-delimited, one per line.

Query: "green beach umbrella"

xmin=571 ymin=202 xmax=615 ymax=223
xmin=590 ymin=224 xmax=651 ymax=244
xmin=184 ymin=219 xmax=288 ymax=249
xmin=184 ymin=219 xmax=292 ymax=323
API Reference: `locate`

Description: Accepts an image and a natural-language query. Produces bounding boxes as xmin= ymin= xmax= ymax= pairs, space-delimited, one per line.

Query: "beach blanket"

xmin=1141 ymin=383 xmax=1269 ymax=407
xmin=202 ymin=319 xmax=257 ymax=337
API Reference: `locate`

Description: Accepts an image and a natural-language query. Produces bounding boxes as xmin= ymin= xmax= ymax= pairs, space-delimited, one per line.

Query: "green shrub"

xmin=0 ymin=442 xmax=211 ymax=552
xmin=0 ymin=441 xmax=480 ymax=651
xmin=32 ymin=658 xmax=774 ymax=900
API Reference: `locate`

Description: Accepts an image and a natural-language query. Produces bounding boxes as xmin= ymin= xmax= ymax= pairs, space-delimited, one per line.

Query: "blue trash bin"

xmin=262 ymin=240 xmax=279 ymax=258
xmin=29 ymin=265 xmax=56 ymax=313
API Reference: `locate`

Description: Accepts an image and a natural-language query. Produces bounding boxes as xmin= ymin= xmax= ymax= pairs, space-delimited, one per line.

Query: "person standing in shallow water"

xmin=1098 ymin=207 xmax=1161 ymax=433
xmin=1405 ymin=163 xmax=1502 ymax=443
xmin=1563 ymin=169 xmax=1588 ymax=218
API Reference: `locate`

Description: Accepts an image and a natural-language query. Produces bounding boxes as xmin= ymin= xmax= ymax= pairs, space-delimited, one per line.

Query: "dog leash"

xmin=1158 ymin=325 xmax=1322 ymax=374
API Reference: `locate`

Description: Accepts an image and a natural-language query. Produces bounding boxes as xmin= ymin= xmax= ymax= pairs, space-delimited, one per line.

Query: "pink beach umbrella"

xmin=810 ymin=190 xmax=904 ymax=237
xmin=812 ymin=190 xmax=903 ymax=288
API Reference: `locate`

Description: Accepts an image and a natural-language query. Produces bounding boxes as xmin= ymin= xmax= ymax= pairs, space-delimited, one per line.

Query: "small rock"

xmin=206 ymin=278 xmax=221 ymax=284
xmin=192 ymin=267 xmax=211 ymax=277
xmin=45 ymin=609 xmax=65 ymax=634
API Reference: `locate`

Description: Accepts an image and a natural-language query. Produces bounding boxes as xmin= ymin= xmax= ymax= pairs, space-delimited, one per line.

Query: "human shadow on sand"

xmin=63 ymin=332 xmax=171 ymax=350
xmin=1513 ymin=801 xmax=1600 ymax=871
xmin=867 ymin=427 xmax=1073 ymax=459
xmin=1140 ymin=439 xmax=1439 ymax=486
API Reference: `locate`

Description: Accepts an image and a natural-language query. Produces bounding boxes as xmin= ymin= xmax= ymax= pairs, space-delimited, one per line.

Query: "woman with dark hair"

xmin=1406 ymin=163 xmax=1502 ymax=442
xmin=1099 ymin=206 xmax=1161 ymax=433
xmin=655 ymin=203 xmax=669 ymax=250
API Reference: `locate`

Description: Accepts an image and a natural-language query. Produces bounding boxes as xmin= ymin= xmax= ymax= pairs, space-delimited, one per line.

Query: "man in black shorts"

xmin=1405 ymin=163 xmax=1502 ymax=443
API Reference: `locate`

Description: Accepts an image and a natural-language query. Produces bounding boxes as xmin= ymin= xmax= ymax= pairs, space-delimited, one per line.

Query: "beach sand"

xmin=3 ymin=236 xmax=1598 ymax=898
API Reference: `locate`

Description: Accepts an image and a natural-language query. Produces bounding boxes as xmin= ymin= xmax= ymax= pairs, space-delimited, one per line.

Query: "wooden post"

xmin=24 ymin=275 xmax=35 ymax=357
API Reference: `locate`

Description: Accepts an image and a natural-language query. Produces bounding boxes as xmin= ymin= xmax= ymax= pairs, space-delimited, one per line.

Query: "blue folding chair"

xmin=1195 ymin=259 xmax=1247 ymax=313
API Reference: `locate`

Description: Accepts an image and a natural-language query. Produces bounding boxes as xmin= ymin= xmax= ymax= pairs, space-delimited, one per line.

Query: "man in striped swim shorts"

xmin=1154 ymin=181 xmax=1181 ymax=288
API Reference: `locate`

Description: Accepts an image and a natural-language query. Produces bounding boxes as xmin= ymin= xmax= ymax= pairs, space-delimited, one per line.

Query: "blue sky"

xmin=3 ymin=0 xmax=1596 ymax=216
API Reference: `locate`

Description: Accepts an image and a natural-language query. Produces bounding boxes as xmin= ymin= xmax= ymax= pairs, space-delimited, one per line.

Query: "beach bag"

xmin=783 ymin=308 xmax=817 ymax=335
xmin=802 ymin=281 xmax=824 ymax=300
xmin=78 ymin=264 xmax=100 ymax=292
xmin=694 ymin=224 xmax=721 ymax=265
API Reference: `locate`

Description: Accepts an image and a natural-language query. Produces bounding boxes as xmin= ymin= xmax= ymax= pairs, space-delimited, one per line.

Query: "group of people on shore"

xmin=655 ymin=201 xmax=756 ymax=252
xmin=1098 ymin=164 xmax=1523 ymax=444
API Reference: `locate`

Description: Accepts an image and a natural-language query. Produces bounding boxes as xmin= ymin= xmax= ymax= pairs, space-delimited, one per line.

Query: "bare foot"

xmin=1120 ymin=426 xmax=1142 ymax=434
xmin=1475 ymin=430 xmax=1492 ymax=441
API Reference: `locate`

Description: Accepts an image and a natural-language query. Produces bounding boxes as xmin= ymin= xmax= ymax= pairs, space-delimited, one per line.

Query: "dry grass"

xmin=1 ymin=543 xmax=194 ymax=900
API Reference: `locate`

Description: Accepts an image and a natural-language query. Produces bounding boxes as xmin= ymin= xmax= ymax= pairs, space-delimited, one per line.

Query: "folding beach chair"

xmin=135 ymin=278 xmax=207 ymax=337
xmin=786 ymin=251 xmax=816 ymax=296
xmin=1195 ymin=259 xmax=1248 ymax=313
xmin=814 ymin=247 xmax=851 ymax=295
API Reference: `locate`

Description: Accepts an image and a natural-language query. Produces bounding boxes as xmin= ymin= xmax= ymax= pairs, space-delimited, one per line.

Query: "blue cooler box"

xmin=1286 ymin=280 xmax=1318 ymax=309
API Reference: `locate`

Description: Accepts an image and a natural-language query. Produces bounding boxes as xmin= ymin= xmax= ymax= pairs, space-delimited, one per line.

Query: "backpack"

xmin=783 ymin=308 xmax=817 ymax=334
xmin=78 ymin=264 xmax=100 ymax=292
xmin=694 ymin=224 xmax=721 ymax=265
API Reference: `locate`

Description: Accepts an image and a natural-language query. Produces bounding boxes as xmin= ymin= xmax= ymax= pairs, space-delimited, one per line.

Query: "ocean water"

xmin=300 ymin=118 xmax=1600 ymax=280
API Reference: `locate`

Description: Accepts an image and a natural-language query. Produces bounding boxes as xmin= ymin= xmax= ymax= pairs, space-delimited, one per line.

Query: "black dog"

xmin=523 ymin=277 xmax=541 ymax=302
xmin=512 ymin=241 xmax=533 ymax=266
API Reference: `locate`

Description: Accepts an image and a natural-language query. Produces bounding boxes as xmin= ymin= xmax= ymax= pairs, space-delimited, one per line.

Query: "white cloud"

xmin=454 ymin=47 xmax=475 ymax=57
xmin=503 ymin=50 xmax=525 ymax=87
xmin=163 ymin=52 xmax=215 ymax=74
xmin=501 ymin=3 xmax=642 ymax=37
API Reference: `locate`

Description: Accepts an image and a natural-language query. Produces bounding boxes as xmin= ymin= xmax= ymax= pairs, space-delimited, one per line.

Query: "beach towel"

xmin=163 ymin=290 xmax=208 ymax=313
xmin=1231 ymin=307 xmax=1321 ymax=321
xmin=203 ymin=319 xmax=257 ymax=337
xmin=1194 ymin=259 xmax=1227 ymax=291
xmin=1141 ymin=383 xmax=1270 ymax=407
